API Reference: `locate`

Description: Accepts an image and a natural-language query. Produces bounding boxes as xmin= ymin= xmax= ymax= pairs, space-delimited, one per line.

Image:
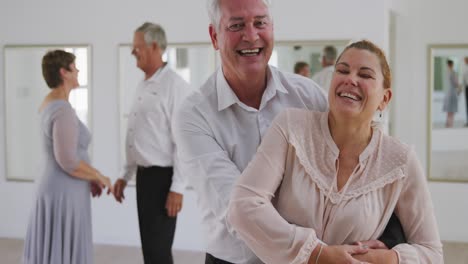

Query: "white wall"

xmin=391 ymin=0 xmax=468 ymax=242
xmin=3 ymin=0 xmax=438 ymax=252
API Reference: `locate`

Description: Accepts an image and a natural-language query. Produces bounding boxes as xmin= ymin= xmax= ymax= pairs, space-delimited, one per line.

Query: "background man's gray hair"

xmin=135 ymin=22 xmax=167 ymax=53
xmin=323 ymin=45 xmax=337 ymax=63
xmin=207 ymin=0 xmax=272 ymax=31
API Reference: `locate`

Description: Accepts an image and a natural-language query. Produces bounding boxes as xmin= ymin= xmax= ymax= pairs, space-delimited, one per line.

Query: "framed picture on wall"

xmin=3 ymin=45 xmax=92 ymax=182
xmin=427 ymin=44 xmax=468 ymax=182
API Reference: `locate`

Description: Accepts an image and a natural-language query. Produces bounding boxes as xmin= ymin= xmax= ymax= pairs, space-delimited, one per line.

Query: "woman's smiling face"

xmin=328 ymin=47 xmax=391 ymax=123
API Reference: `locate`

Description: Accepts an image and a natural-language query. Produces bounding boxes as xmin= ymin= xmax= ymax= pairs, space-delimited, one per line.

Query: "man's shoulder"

xmin=178 ymin=73 xmax=218 ymax=114
xmin=174 ymin=73 xmax=221 ymax=134
xmin=164 ymin=67 xmax=190 ymax=87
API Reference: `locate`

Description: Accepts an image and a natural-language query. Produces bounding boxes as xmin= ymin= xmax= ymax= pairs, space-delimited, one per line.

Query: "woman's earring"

xmin=373 ymin=109 xmax=383 ymax=123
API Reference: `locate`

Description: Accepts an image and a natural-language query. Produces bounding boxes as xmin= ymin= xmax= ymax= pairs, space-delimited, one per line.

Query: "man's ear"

xmin=151 ymin=41 xmax=159 ymax=52
xmin=209 ymin=24 xmax=219 ymax=50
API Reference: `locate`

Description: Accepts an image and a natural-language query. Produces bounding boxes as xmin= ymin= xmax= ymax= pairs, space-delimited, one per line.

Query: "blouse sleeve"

xmin=52 ymin=105 xmax=81 ymax=174
xmin=227 ymin=110 xmax=321 ymax=264
xmin=392 ymin=148 xmax=443 ymax=263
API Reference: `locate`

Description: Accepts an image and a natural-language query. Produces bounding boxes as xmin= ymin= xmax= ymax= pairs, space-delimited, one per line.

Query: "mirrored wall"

xmin=427 ymin=44 xmax=468 ymax=182
xmin=3 ymin=45 xmax=91 ymax=181
xmin=271 ymin=40 xmax=347 ymax=76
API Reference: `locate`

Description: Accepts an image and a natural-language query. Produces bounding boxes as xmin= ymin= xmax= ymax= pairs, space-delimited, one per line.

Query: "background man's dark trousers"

xmin=137 ymin=166 xmax=176 ymax=264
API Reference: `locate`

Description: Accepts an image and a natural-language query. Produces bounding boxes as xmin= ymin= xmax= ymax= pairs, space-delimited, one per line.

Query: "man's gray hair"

xmin=323 ymin=45 xmax=337 ymax=63
xmin=135 ymin=22 xmax=167 ymax=53
xmin=207 ymin=0 xmax=272 ymax=31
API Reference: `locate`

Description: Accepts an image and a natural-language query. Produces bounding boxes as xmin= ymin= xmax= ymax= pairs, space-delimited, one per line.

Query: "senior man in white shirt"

xmin=312 ymin=45 xmax=337 ymax=94
xmin=113 ymin=22 xmax=190 ymax=264
xmin=174 ymin=0 xmax=327 ymax=263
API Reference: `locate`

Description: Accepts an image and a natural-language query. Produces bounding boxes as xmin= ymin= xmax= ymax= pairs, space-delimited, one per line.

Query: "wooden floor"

xmin=2 ymin=238 xmax=467 ymax=263
xmin=1 ymin=238 xmax=204 ymax=264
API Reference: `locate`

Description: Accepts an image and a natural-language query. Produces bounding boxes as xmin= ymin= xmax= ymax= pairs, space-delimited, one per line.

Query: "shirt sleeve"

xmin=227 ymin=110 xmax=321 ymax=264
xmin=174 ymin=101 xmax=245 ymax=222
xmin=121 ymin=119 xmax=137 ymax=181
xmin=121 ymin=154 xmax=137 ymax=182
xmin=121 ymin=83 xmax=141 ymax=182
xmin=52 ymin=105 xmax=81 ymax=174
xmin=169 ymin=79 xmax=192 ymax=194
xmin=121 ymin=112 xmax=137 ymax=182
xmin=392 ymin=148 xmax=444 ymax=263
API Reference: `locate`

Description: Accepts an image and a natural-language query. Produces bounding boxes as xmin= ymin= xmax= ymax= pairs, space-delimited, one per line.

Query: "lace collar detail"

xmin=286 ymin=109 xmax=408 ymax=203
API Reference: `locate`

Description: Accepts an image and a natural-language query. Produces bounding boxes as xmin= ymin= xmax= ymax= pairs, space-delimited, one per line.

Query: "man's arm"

xmin=173 ymin=102 xmax=241 ymax=221
xmin=168 ymin=78 xmax=192 ymax=195
xmin=113 ymin=125 xmax=138 ymax=203
xmin=378 ymin=213 xmax=407 ymax=248
xmin=165 ymin=80 xmax=192 ymax=217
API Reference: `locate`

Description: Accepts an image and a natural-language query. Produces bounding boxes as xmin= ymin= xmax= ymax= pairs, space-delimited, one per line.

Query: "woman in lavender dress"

xmin=443 ymin=59 xmax=461 ymax=127
xmin=23 ymin=50 xmax=113 ymax=264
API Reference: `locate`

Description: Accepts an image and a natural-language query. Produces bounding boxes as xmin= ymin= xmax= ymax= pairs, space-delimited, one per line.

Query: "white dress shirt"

xmin=463 ymin=64 xmax=468 ymax=87
xmin=312 ymin=65 xmax=335 ymax=94
xmin=174 ymin=66 xmax=328 ymax=263
xmin=122 ymin=64 xmax=191 ymax=194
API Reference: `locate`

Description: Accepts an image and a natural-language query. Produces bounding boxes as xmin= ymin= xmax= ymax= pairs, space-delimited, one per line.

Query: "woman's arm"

xmin=227 ymin=111 xmax=320 ymax=264
xmin=69 ymin=160 xmax=110 ymax=184
xmin=353 ymin=249 xmax=398 ymax=264
xmin=391 ymin=148 xmax=443 ymax=263
xmin=52 ymin=106 xmax=113 ymax=192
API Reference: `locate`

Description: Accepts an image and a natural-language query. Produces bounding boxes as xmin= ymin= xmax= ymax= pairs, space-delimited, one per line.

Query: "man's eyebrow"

xmin=254 ymin=15 xmax=268 ymax=19
xmin=228 ymin=15 xmax=269 ymax=22
xmin=228 ymin=17 xmax=244 ymax=22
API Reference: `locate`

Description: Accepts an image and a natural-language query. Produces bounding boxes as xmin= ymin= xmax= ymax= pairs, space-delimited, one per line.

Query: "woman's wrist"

xmin=308 ymin=244 xmax=324 ymax=264
xmin=315 ymin=244 xmax=324 ymax=264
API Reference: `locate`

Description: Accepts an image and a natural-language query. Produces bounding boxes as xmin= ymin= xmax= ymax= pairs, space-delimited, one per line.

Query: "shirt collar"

xmin=144 ymin=62 xmax=168 ymax=84
xmin=216 ymin=65 xmax=289 ymax=111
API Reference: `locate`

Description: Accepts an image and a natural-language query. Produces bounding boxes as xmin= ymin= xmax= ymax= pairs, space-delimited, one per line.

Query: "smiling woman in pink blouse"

xmin=227 ymin=40 xmax=443 ymax=264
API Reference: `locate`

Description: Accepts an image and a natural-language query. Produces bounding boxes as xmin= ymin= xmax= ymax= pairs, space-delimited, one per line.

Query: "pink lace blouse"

xmin=227 ymin=109 xmax=443 ymax=264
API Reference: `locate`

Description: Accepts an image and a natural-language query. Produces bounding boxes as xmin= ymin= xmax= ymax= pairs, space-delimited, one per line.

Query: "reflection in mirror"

xmin=4 ymin=45 xmax=91 ymax=181
xmin=118 ymin=43 xmax=216 ymax=176
xmin=428 ymin=44 xmax=468 ymax=182
xmin=270 ymin=41 xmax=347 ymax=80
